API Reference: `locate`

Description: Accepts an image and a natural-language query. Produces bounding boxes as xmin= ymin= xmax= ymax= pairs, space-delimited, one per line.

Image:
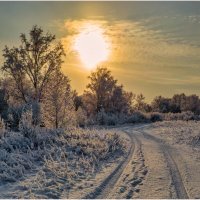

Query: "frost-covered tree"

xmin=82 ymin=91 xmax=97 ymax=116
xmin=109 ymin=85 xmax=134 ymax=114
xmin=133 ymin=93 xmax=151 ymax=112
xmin=1 ymin=25 xmax=65 ymax=103
xmin=86 ymin=67 xmax=117 ymax=113
xmin=151 ymin=94 xmax=200 ymax=114
xmin=1 ymin=26 xmax=65 ymax=127
xmin=42 ymin=70 xmax=76 ymax=129
xmin=151 ymin=96 xmax=171 ymax=113
xmin=135 ymin=94 xmax=145 ymax=109
xmin=83 ymin=67 xmax=134 ymax=116
xmin=171 ymin=93 xmax=200 ymax=114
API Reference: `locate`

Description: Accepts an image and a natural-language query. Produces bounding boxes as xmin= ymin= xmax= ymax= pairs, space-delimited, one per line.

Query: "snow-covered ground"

xmin=0 ymin=128 xmax=129 ymax=198
xmin=140 ymin=121 xmax=200 ymax=199
xmin=79 ymin=122 xmax=200 ymax=199
xmin=149 ymin=121 xmax=200 ymax=148
xmin=1 ymin=121 xmax=200 ymax=199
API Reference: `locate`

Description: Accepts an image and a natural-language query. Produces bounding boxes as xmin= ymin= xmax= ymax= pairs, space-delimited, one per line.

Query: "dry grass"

xmin=0 ymin=126 xmax=127 ymax=198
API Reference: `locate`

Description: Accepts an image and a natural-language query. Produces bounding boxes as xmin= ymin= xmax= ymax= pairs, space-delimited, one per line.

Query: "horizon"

xmin=0 ymin=2 xmax=200 ymax=101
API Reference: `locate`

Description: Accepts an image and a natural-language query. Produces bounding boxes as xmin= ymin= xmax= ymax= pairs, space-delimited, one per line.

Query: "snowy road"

xmin=83 ymin=124 xmax=197 ymax=199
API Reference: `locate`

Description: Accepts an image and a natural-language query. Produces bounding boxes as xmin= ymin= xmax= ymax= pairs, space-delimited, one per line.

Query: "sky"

xmin=0 ymin=2 xmax=200 ymax=101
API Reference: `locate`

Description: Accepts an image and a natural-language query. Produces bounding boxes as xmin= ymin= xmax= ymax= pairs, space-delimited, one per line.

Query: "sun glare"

xmin=74 ymin=24 xmax=110 ymax=70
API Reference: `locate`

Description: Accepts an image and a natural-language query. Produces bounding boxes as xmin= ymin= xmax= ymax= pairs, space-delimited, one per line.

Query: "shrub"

xmin=163 ymin=111 xmax=198 ymax=121
xmin=125 ymin=112 xmax=148 ymax=123
xmin=96 ymin=109 xmax=118 ymax=125
xmin=148 ymin=112 xmax=163 ymax=122
xmin=19 ymin=109 xmax=37 ymax=139
xmin=76 ymin=107 xmax=88 ymax=127
xmin=0 ymin=117 xmax=6 ymax=137
xmin=0 ymin=123 xmax=126 ymax=189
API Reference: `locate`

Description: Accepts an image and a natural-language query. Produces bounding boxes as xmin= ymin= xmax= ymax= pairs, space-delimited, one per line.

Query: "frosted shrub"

xmin=163 ymin=111 xmax=197 ymax=121
xmin=107 ymin=114 xmax=119 ymax=125
xmin=76 ymin=107 xmax=88 ymax=127
xmin=31 ymin=101 xmax=42 ymax=125
xmin=0 ymin=122 xmax=126 ymax=191
xmin=7 ymin=105 xmax=24 ymax=130
xmin=0 ymin=131 xmax=31 ymax=152
xmin=0 ymin=117 xmax=6 ymax=137
xmin=19 ymin=109 xmax=37 ymax=138
xmin=96 ymin=109 xmax=107 ymax=125
xmin=125 ymin=112 xmax=148 ymax=123
xmin=148 ymin=112 xmax=163 ymax=122
xmin=96 ymin=109 xmax=119 ymax=125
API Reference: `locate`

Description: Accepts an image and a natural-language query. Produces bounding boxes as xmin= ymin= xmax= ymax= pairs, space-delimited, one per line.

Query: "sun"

xmin=74 ymin=24 xmax=110 ymax=70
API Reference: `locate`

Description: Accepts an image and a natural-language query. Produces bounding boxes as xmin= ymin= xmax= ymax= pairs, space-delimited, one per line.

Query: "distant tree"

xmin=1 ymin=25 xmax=65 ymax=104
xmin=171 ymin=93 xmax=186 ymax=112
xmin=186 ymin=94 xmax=200 ymax=114
xmin=151 ymin=96 xmax=171 ymax=113
xmin=84 ymin=67 xmax=134 ymax=116
xmin=134 ymin=94 xmax=146 ymax=111
xmin=109 ymin=85 xmax=134 ymax=114
xmin=86 ymin=67 xmax=117 ymax=113
xmin=82 ymin=91 xmax=97 ymax=116
xmin=133 ymin=94 xmax=152 ymax=112
xmin=42 ymin=69 xmax=76 ymax=129
xmin=171 ymin=93 xmax=200 ymax=114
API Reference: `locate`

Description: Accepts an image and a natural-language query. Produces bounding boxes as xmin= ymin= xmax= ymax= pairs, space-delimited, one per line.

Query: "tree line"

xmin=0 ymin=26 xmax=200 ymax=130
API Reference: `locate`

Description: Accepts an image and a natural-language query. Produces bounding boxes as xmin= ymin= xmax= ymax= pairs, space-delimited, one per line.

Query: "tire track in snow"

xmin=139 ymin=130 xmax=189 ymax=199
xmin=118 ymin=129 xmax=148 ymax=199
xmin=83 ymin=129 xmax=138 ymax=199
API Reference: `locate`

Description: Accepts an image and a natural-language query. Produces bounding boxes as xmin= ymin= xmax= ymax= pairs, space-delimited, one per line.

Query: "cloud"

xmin=56 ymin=17 xmax=200 ymax=99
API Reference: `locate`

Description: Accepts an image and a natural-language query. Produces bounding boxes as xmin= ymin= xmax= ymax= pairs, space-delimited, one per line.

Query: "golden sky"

xmin=1 ymin=2 xmax=200 ymax=101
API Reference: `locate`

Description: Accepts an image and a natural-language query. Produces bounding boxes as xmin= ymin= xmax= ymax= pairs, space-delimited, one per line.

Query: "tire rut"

xmin=138 ymin=130 xmax=189 ymax=199
xmin=119 ymin=130 xmax=148 ymax=199
xmin=83 ymin=130 xmax=136 ymax=199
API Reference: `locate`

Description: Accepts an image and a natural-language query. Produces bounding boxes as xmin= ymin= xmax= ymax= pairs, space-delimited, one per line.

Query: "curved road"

xmin=83 ymin=125 xmax=190 ymax=199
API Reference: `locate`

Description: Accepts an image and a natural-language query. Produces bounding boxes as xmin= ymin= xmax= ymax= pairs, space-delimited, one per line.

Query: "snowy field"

xmin=0 ymin=127 xmax=128 ymax=198
xmin=149 ymin=121 xmax=200 ymax=148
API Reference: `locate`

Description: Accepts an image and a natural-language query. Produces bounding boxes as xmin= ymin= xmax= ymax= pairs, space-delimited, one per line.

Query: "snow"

xmin=0 ymin=127 xmax=127 ymax=198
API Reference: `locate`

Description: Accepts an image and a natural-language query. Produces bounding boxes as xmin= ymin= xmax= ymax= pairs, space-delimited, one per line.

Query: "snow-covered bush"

xmin=76 ymin=107 xmax=88 ymax=127
xmin=7 ymin=102 xmax=42 ymax=131
xmin=147 ymin=112 xmax=163 ymax=122
xmin=162 ymin=111 xmax=197 ymax=121
xmin=125 ymin=112 xmax=148 ymax=123
xmin=7 ymin=105 xmax=24 ymax=130
xmin=0 ymin=123 xmax=126 ymax=190
xmin=19 ymin=108 xmax=38 ymax=139
xmin=96 ymin=109 xmax=119 ymax=125
xmin=95 ymin=111 xmax=161 ymax=125
xmin=0 ymin=116 xmax=6 ymax=137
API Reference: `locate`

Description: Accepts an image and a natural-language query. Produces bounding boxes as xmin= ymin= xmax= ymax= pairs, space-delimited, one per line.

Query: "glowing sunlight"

xmin=73 ymin=23 xmax=110 ymax=70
